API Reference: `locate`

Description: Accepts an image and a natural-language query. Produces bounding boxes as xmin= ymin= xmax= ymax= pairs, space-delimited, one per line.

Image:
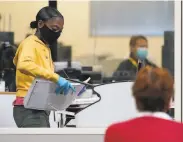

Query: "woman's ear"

xmin=37 ymin=20 xmax=44 ymax=29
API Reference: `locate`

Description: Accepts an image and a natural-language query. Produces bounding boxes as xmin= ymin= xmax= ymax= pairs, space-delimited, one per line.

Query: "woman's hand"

xmin=55 ymin=77 xmax=75 ymax=95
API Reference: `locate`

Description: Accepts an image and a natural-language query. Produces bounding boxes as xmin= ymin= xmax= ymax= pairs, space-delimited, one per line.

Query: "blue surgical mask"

xmin=136 ymin=47 xmax=148 ymax=60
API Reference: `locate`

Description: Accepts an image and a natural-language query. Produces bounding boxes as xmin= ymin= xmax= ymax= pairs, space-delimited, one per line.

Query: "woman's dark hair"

xmin=129 ymin=35 xmax=147 ymax=47
xmin=132 ymin=66 xmax=174 ymax=112
xmin=30 ymin=6 xmax=64 ymax=29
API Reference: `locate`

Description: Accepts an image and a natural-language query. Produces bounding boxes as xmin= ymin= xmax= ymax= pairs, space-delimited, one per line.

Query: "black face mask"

xmin=39 ymin=24 xmax=61 ymax=45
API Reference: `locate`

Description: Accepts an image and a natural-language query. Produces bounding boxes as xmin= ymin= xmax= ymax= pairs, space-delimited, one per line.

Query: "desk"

xmin=0 ymin=82 xmax=175 ymax=128
xmin=0 ymin=92 xmax=15 ymax=95
xmin=0 ymin=128 xmax=105 ymax=142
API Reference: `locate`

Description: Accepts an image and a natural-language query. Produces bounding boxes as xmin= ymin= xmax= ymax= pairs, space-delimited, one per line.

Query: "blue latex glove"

xmin=55 ymin=77 xmax=75 ymax=95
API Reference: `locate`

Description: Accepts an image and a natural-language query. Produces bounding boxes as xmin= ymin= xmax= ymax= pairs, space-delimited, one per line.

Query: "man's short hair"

xmin=132 ymin=66 xmax=174 ymax=112
xmin=129 ymin=35 xmax=148 ymax=47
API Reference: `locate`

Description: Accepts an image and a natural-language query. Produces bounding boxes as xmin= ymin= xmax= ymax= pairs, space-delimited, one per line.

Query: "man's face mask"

xmin=136 ymin=47 xmax=148 ymax=60
xmin=40 ymin=24 xmax=61 ymax=45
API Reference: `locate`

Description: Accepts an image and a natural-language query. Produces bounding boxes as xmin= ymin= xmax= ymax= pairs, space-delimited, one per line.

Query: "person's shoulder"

xmin=106 ymin=117 xmax=183 ymax=133
xmin=166 ymin=119 xmax=183 ymax=129
xmin=160 ymin=118 xmax=183 ymax=135
xmin=114 ymin=58 xmax=136 ymax=76
xmin=177 ymin=122 xmax=183 ymax=131
xmin=106 ymin=118 xmax=138 ymax=132
xmin=120 ymin=58 xmax=131 ymax=65
xmin=18 ymin=35 xmax=38 ymax=50
xmin=105 ymin=122 xmax=122 ymax=134
xmin=104 ymin=121 xmax=130 ymax=142
xmin=117 ymin=58 xmax=132 ymax=68
xmin=146 ymin=59 xmax=157 ymax=67
xmin=140 ymin=116 xmax=183 ymax=130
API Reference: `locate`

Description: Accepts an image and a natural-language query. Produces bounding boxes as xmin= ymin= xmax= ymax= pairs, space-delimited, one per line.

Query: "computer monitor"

xmin=0 ymin=32 xmax=14 ymax=44
xmin=162 ymin=31 xmax=174 ymax=77
xmin=57 ymin=45 xmax=72 ymax=62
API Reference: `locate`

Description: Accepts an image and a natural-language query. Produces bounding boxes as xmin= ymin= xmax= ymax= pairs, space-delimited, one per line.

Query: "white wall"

xmin=174 ymin=1 xmax=182 ymax=122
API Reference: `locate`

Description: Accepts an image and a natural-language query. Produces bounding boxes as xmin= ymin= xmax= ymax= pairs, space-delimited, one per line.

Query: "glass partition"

xmin=0 ymin=1 xmax=179 ymax=128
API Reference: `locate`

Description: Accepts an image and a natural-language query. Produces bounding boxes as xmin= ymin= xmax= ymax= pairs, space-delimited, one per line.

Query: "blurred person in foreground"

xmin=105 ymin=66 xmax=183 ymax=142
xmin=113 ymin=35 xmax=157 ymax=79
xmin=13 ymin=6 xmax=74 ymax=128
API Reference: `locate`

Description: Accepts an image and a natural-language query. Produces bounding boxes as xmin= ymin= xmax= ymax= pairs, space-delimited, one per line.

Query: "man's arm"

xmin=115 ymin=61 xmax=128 ymax=72
xmin=113 ymin=60 xmax=128 ymax=77
xmin=113 ymin=59 xmax=137 ymax=79
xmin=15 ymin=43 xmax=59 ymax=83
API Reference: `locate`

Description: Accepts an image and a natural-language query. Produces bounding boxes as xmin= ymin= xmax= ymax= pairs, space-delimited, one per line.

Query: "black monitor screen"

xmin=0 ymin=32 xmax=14 ymax=44
xmin=57 ymin=46 xmax=72 ymax=62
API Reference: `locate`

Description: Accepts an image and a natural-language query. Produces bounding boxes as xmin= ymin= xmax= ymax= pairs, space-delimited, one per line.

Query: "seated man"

xmin=113 ymin=35 xmax=157 ymax=79
xmin=105 ymin=67 xmax=183 ymax=142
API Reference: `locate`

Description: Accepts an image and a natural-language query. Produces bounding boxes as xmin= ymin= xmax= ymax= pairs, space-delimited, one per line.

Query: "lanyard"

xmin=128 ymin=58 xmax=138 ymax=68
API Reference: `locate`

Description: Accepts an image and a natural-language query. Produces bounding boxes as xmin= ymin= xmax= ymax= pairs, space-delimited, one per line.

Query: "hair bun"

xmin=30 ymin=21 xmax=37 ymax=29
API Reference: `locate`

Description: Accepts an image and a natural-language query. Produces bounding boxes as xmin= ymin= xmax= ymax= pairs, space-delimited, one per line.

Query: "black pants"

xmin=13 ymin=106 xmax=50 ymax=128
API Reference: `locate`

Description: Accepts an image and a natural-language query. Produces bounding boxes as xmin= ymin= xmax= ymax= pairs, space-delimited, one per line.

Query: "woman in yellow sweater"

xmin=13 ymin=6 xmax=74 ymax=128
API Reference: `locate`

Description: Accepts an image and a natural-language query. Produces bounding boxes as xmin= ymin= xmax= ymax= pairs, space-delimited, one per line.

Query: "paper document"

xmin=24 ymin=78 xmax=89 ymax=111
xmin=0 ymin=80 xmax=5 ymax=92
xmin=72 ymin=96 xmax=99 ymax=105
